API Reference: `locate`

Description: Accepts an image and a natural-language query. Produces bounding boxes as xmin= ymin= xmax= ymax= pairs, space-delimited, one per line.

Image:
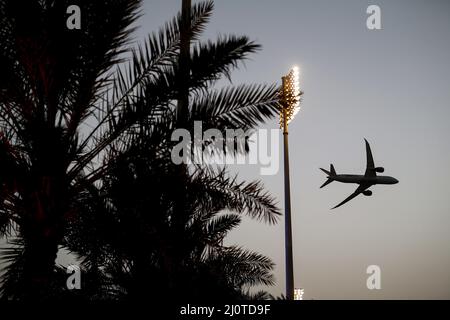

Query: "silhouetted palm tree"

xmin=64 ymin=137 xmax=279 ymax=299
xmin=0 ymin=0 xmax=281 ymax=300
xmin=0 ymin=0 xmax=144 ymax=299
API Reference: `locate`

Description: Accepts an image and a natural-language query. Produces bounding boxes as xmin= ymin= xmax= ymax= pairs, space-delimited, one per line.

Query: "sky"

xmin=138 ymin=0 xmax=450 ymax=299
xmin=1 ymin=0 xmax=449 ymax=300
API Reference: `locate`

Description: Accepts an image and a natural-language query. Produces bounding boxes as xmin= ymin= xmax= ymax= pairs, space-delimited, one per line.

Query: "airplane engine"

xmin=363 ymin=190 xmax=372 ymax=196
xmin=375 ymin=167 xmax=384 ymax=173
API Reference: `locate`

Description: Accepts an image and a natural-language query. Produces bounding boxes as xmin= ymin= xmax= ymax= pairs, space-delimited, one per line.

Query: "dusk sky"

xmin=138 ymin=0 xmax=450 ymax=299
xmin=2 ymin=0 xmax=448 ymax=300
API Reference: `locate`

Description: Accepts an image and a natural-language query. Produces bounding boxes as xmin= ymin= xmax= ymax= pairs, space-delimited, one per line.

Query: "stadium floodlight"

xmin=280 ymin=66 xmax=302 ymax=300
xmin=280 ymin=66 xmax=301 ymax=128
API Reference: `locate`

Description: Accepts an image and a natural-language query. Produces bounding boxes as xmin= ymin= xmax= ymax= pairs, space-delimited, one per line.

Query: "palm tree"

xmin=0 ymin=0 xmax=282 ymax=300
xmin=0 ymin=0 xmax=144 ymax=299
xmin=63 ymin=136 xmax=279 ymax=300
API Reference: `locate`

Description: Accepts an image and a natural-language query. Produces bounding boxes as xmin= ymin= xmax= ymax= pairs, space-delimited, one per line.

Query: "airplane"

xmin=320 ymin=139 xmax=398 ymax=209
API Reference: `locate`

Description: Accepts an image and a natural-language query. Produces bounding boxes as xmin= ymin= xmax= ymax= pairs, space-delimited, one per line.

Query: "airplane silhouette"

xmin=320 ymin=139 xmax=399 ymax=209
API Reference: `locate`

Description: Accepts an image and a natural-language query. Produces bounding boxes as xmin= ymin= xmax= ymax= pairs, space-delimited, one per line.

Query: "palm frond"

xmin=190 ymin=35 xmax=261 ymax=91
xmin=191 ymin=169 xmax=281 ymax=224
xmin=0 ymin=237 xmax=25 ymax=299
xmin=73 ymin=1 xmax=215 ymax=174
xmin=191 ymin=83 xmax=281 ymax=131
xmin=207 ymin=246 xmax=275 ymax=288
xmin=205 ymin=213 xmax=241 ymax=245
xmin=243 ymin=289 xmax=272 ymax=300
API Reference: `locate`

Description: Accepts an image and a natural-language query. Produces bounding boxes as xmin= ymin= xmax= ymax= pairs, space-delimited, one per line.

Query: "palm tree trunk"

xmin=169 ymin=0 xmax=192 ymax=296
xmin=21 ymin=177 xmax=65 ymax=300
xmin=22 ymin=228 xmax=59 ymax=299
xmin=176 ymin=0 xmax=191 ymax=127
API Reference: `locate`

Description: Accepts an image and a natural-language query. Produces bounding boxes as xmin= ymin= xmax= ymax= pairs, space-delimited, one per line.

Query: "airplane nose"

xmin=393 ymin=178 xmax=399 ymax=184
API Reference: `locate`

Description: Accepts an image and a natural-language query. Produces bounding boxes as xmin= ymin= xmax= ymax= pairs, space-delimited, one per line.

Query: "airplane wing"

xmin=364 ymin=139 xmax=376 ymax=177
xmin=331 ymin=184 xmax=371 ymax=209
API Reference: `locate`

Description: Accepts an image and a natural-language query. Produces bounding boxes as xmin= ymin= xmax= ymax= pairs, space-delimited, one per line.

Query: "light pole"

xmin=280 ymin=66 xmax=301 ymax=300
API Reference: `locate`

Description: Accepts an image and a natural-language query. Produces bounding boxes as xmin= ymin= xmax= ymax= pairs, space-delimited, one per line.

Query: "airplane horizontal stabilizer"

xmin=320 ymin=164 xmax=336 ymax=176
xmin=320 ymin=178 xmax=333 ymax=189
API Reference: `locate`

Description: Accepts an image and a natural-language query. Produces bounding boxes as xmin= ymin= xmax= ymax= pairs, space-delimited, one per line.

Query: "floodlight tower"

xmin=280 ymin=66 xmax=301 ymax=300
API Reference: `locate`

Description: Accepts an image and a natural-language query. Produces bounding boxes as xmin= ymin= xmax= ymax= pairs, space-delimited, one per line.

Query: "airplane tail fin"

xmin=320 ymin=164 xmax=336 ymax=176
xmin=330 ymin=164 xmax=336 ymax=175
xmin=319 ymin=164 xmax=336 ymax=189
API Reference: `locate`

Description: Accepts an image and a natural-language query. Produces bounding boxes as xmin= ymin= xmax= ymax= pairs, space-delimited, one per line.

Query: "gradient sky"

xmin=137 ymin=0 xmax=450 ymax=299
xmin=2 ymin=0 xmax=449 ymax=300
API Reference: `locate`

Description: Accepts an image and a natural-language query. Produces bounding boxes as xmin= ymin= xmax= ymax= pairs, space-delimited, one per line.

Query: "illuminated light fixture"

xmin=280 ymin=66 xmax=302 ymax=127
xmin=294 ymin=288 xmax=304 ymax=301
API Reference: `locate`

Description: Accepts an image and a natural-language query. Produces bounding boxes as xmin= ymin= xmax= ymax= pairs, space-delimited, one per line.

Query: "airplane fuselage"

xmin=333 ymin=174 xmax=398 ymax=185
